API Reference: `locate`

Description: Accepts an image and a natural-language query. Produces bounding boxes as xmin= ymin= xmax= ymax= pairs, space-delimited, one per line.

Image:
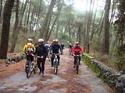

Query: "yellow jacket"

xmin=23 ymin=43 xmax=36 ymax=53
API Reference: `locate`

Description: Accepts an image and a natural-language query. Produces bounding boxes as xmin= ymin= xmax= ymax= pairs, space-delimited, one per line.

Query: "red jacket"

xmin=72 ymin=46 xmax=83 ymax=55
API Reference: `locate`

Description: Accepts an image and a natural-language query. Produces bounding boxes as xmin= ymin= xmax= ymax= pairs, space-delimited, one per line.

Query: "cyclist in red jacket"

xmin=72 ymin=42 xmax=83 ymax=67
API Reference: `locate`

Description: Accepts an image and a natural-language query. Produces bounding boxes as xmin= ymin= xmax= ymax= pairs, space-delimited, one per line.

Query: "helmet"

xmin=54 ymin=39 xmax=58 ymax=42
xmin=75 ymin=42 xmax=79 ymax=45
xmin=28 ymin=38 xmax=33 ymax=42
xmin=38 ymin=38 xmax=44 ymax=42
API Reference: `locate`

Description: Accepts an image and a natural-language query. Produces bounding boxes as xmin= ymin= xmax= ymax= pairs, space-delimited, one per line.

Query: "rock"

xmin=6 ymin=54 xmax=25 ymax=64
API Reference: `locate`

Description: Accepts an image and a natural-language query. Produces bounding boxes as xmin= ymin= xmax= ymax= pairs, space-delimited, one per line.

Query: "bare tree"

xmin=0 ymin=0 xmax=3 ymax=23
xmin=10 ymin=0 xmax=29 ymax=52
xmin=0 ymin=0 xmax=15 ymax=59
xmin=46 ymin=1 xmax=63 ymax=41
xmin=40 ymin=0 xmax=56 ymax=40
xmin=10 ymin=0 xmax=19 ymax=52
xmin=102 ymin=0 xmax=111 ymax=54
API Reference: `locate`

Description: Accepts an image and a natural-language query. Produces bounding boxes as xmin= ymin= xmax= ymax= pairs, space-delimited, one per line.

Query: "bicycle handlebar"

xmin=25 ymin=53 xmax=35 ymax=56
xmin=73 ymin=54 xmax=81 ymax=57
xmin=36 ymin=56 xmax=44 ymax=58
xmin=51 ymin=53 xmax=60 ymax=55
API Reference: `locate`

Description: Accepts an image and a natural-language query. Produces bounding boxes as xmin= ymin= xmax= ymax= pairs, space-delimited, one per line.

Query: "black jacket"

xmin=50 ymin=44 xmax=62 ymax=54
xmin=35 ymin=44 xmax=48 ymax=57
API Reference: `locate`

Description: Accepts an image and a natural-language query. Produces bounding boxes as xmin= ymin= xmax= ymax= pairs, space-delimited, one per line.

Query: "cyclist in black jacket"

xmin=35 ymin=39 xmax=48 ymax=76
xmin=50 ymin=39 xmax=62 ymax=67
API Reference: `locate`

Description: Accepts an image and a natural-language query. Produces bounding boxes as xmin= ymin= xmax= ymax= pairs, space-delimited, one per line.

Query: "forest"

xmin=0 ymin=0 xmax=125 ymax=73
xmin=0 ymin=0 xmax=125 ymax=93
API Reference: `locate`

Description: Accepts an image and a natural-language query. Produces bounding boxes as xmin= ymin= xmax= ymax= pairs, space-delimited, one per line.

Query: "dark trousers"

xmin=74 ymin=56 xmax=81 ymax=65
xmin=37 ymin=57 xmax=46 ymax=74
xmin=26 ymin=55 xmax=34 ymax=66
xmin=51 ymin=54 xmax=60 ymax=66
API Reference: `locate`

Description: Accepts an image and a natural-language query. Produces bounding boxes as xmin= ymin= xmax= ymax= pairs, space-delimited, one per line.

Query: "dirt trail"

xmin=0 ymin=49 xmax=114 ymax=93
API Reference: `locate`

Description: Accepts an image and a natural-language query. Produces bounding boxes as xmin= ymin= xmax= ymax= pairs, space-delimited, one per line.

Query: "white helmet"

xmin=28 ymin=38 xmax=33 ymax=42
xmin=38 ymin=38 xmax=44 ymax=42
xmin=54 ymin=39 xmax=58 ymax=42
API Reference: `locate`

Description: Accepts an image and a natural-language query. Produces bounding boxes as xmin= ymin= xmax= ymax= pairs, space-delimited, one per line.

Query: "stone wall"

xmin=83 ymin=54 xmax=125 ymax=93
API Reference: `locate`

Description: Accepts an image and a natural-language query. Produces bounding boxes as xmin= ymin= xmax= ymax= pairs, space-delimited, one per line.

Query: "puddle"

xmin=18 ymin=85 xmax=37 ymax=92
xmin=38 ymin=88 xmax=67 ymax=93
xmin=41 ymin=74 xmax=67 ymax=85
xmin=49 ymin=88 xmax=67 ymax=93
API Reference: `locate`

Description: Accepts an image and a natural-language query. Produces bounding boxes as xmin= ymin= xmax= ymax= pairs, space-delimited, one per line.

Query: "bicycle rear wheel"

xmin=76 ymin=65 xmax=79 ymax=74
xmin=54 ymin=62 xmax=58 ymax=75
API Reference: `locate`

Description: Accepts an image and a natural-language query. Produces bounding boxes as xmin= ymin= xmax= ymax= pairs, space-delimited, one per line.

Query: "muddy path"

xmin=0 ymin=49 xmax=114 ymax=93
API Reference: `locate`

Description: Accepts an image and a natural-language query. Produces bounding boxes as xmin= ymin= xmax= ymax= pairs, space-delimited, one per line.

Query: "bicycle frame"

xmin=25 ymin=54 xmax=35 ymax=78
xmin=75 ymin=55 xmax=80 ymax=74
xmin=25 ymin=60 xmax=33 ymax=78
xmin=76 ymin=55 xmax=80 ymax=65
xmin=53 ymin=53 xmax=59 ymax=74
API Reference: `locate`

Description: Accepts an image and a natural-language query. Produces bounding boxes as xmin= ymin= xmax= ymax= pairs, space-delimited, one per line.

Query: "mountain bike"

xmin=25 ymin=60 xmax=36 ymax=78
xmin=25 ymin=54 xmax=36 ymax=78
xmin=74 ymin=55 xmax=80 ymax=74
xmin=53 ymin=53 xmax=59 ymax=75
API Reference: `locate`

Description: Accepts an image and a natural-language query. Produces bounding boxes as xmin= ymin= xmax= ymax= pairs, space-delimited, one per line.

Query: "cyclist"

xmin=44 ymin=42 xmax=51 ymax=61
xmin=50 ymin=39 xmax=62 ymax=67
xmin=23 ymin=38 xmax=35 ymax=67
xmin=72 ymin=42 xmax=83 ymax=67
xmin=68 ymin=43 xmax=73 ymax=55
xmin=35 ymin=39 xmax=48 ymax=76
xmin=60 ymin=43 xmax=64 ymax=54
xmin=44 ymin=42 xmax=50 ymax=52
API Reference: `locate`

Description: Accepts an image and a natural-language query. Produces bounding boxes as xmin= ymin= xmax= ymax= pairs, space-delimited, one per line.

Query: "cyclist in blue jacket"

xmin=50 ymin=39 xmax=62 ymax=67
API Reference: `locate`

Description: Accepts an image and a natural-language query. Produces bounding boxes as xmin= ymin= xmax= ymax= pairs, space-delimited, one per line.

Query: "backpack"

xmin=26 ymin=43 xmax=34 ymax=54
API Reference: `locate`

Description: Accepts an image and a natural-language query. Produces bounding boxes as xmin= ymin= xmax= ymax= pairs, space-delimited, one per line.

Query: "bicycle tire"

xmin=55 ymin=67 xmax=58 ymax=75
xmin=25 ymin=62 xmax=33 ymax=78
xmin=76 ymin=65 xmax=79 ymax=74
xmin=25 ymin=67 xmax=29 ymax=78
xmin=27 ymin=67 xmax=32 ymax=78
xmin=76 ymin=57 xmax=80 ymax=74
xmin=25 ymin=67 xmax=30 ymax=78
xmin=53 ymin=61 xmax=58 ymax=75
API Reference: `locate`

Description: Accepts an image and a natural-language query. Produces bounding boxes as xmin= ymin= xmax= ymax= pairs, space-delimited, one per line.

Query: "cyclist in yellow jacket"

xmin=23 ymin=38 xmax=36 ymax=67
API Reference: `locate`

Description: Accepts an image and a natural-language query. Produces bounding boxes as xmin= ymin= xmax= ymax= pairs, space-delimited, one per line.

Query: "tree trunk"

xmin=55 ymin=21 xmax=60 ymax=38
xmin=10 ymin=0 xmax=29 ymax=52
xmin=24 ymin=1 xmax=31 ymax=26
xmin=0 ymin=0 xmax=2 ymax=14
xmin=115 ymin=0 xmax=125 ymax=71
xmin=0 ymin=0 xmax=15 ymax=59
xmin=10 ymin=0 xmax=19 ymax=52
xmin=116 ymin=0 xmax=125 ymax=46
xmin=77 ymin=24 xmax=82 ymax=44
xmin=0 ymin=0 xmax=3 ymax=23
xmin=102 ymin=0 xmax=111 ymax=54
xmin=84 ymin=0 xmax=93 ymax=53
xmin=46 ymin=2 xmax=62 ymax=41
xmin=40 ymin=0 xmax=56 ymax=39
